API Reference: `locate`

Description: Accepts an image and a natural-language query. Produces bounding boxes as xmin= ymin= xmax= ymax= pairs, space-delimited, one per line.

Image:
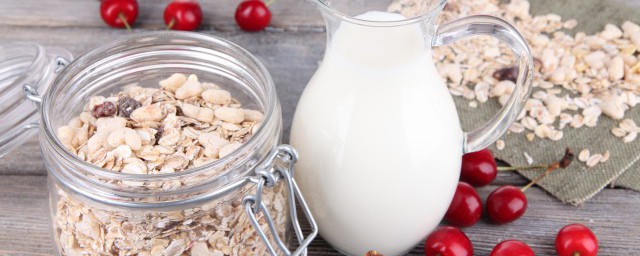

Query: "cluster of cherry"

xmin=100 ymin=0 xmax=272 ymax=32
xmin=421 ymin=148 xmax=598 ymax=256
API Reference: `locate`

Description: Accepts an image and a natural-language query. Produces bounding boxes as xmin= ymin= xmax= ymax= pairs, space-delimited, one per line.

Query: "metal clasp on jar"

xmin=243 ymin=145 xmax=318 ymax=256
xmin=23 ymin=56 xmax=70 ymax=105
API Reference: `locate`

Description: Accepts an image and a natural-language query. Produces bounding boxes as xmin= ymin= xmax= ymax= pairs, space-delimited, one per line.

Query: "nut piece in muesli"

xmin=53 ymin=74 xmax=288 ymax=255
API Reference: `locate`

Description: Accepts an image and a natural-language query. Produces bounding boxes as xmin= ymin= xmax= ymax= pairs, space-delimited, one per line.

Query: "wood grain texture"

xmin=0 ymin=0 xmax=323 ymax=30
xmin=2 ymin=175 xmax=640 ymax=255
xmin=1 ymin=0 xmax=640 ymax=255
xmin=1 ymin=0 xmax=639 ymax=32
xmin=0 ymin=176 xmax=54 ymax=255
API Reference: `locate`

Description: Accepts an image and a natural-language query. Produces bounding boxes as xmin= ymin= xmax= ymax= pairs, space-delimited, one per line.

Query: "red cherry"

xmin=490 ymin=240 xmax=535 ymax=256
xmin=424 ymin=226 xmax=473 ymax=256
xmin=164 ymin=0 xmax=203 ymax=31
xmin=555 ymin=224 xmax=598 ymax=256
xmin=235 ymin=0 xmax=272 ymax=31
xmin=100 ymin=0 xmax=138 ymax=29
xmin=461 ymin=149 xmax=497 ymax=187
xmin=364 ymin=251 xmax=383 ymax=256
xmin=444 ymin=182 xmax=482 ymax=227
xmin=486 ymin=185 xmax=527 ymax=224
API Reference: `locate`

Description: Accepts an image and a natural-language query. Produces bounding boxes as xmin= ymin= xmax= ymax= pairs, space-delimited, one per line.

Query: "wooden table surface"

xmin=2 ymin=0 xmax=640 ymax=255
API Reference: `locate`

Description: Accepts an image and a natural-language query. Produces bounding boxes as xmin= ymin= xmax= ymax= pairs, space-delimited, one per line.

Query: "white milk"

xmin=291 ymin=11 xmax=463 ymax=255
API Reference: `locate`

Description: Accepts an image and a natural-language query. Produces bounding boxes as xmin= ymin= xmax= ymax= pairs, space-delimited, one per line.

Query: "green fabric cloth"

xmin=454 ymin=0 xmax=640 ymax=204
xmin=616 ymin=160 xmax=640 ymax=191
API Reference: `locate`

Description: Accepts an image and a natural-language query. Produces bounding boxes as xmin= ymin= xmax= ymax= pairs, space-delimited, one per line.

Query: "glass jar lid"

xmin=0 ymin=43 xmax=72 ymax=157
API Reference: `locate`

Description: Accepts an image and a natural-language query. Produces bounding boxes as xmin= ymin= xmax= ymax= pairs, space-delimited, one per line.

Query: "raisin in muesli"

xmin=92 ymin=101 xmax=117 ymax=118
xmin=117 ymin=96 xmax=142 ymax=118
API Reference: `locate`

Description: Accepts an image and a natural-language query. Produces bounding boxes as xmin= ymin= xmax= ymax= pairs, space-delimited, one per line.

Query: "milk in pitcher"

xmin=291 ymin=11 xmax=463 ymax=255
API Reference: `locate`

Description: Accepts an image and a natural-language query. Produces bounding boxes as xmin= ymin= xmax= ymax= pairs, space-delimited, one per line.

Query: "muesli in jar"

xmin=53 ymin=73 xmax=287 ymax=255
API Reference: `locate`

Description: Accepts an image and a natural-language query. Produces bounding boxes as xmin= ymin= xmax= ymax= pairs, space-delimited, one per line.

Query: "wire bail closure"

xmin=23 ymin=56 xmax=70 ymax=106
xmin=242 ymin=145 xmax=317 ymax=256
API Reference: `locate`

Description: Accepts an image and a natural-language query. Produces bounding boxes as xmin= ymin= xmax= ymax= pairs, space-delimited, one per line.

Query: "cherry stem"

xmin=521 ymin=162 xmax=560 ymax=192
xmin=264 ymin=0 xmax=276 ymax=6
xmin=573 ymin=252 xmax=580 ymax=256
xmin=118 ymin=12 xmax=132 ymax=32
xmin=497 ymin=164 xmax=548 ymax=171
xmin=166 ymin=18 xmax=175 ymax=30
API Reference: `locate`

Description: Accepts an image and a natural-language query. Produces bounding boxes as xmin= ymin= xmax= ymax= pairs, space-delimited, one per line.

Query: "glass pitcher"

xmin=290 ymin=0 xmax=533 ymax=255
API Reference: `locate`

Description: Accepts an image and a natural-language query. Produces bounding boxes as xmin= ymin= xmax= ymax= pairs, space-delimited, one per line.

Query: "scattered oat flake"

xmin=496 ymin=140 xmax=505 ymax=150
xmin=620 ymin=119 xmax=638 ymax=132
xmin=624 ymin=132 xmax=638 ymax=143
xmin=578 ymin=149 xmax=590 ymax=162
xmin=524 ymin=152 xmax=533 ymax=165
xmin=612 ymin=127 xmax=627 ymax=137
xmin=392 ymin=0 xmax=640 ymax=144
xmin=526 ymin=133 xmax=535 ymax=141
xmin=587 ymin=154 xmax=603 ymax=167
xmin=601 ymin=150 xmax=610 ymax=163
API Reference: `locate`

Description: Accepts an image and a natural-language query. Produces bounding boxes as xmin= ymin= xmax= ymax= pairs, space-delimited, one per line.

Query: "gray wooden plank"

xmin=0 ymin=176 xmax=53 ymax=255
xmin=1 ymin=1 xmax=640 ymax=254
xmin=0 ymin=137 xmax=46 ymax=176
xmin=1 ymin=0 xmax=640 ymax=32
xmin=1 ymin=175 xmax=639 ymax=255
xmin=0 ymin=0 xmax=323 ymax=29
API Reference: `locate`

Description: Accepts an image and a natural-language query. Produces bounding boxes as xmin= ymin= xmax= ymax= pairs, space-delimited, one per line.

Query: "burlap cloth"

xmin=456 ymin=96 xmax=640 ymax=205
xmin=454 ymin=0 xmax=640 ymax=204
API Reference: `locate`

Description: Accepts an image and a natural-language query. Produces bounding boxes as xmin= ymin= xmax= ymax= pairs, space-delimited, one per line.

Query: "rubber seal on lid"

xmin=0 ymin=43 xmax=72 ymax=158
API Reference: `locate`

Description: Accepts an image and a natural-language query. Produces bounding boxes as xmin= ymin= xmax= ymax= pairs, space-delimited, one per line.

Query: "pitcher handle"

xmin=432 ymin=15 xmax=533 ymax=153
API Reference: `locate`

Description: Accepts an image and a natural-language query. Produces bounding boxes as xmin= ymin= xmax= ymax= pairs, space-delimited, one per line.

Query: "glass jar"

xmin=0 ymin=32 xmax=316 ymax=256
